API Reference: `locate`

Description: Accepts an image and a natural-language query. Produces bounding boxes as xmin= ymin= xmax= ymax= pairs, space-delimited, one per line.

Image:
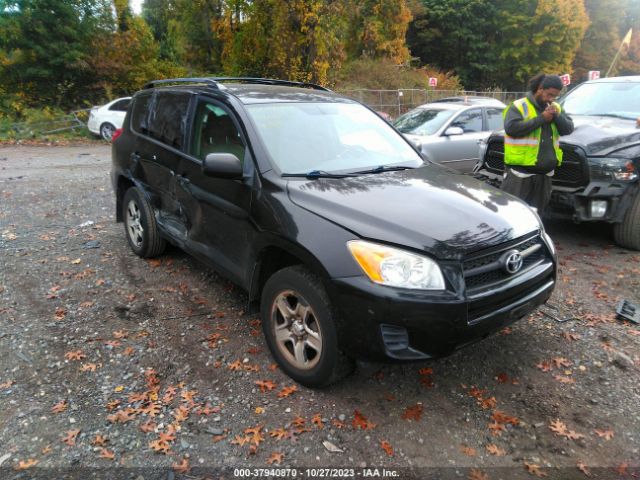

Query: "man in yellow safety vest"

xmin=502 ymin=73 xmax=574 ymax=213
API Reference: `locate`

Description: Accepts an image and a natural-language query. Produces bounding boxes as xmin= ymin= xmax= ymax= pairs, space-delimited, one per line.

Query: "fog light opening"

xmin=590 ymin=200 xmax=608 ymax=218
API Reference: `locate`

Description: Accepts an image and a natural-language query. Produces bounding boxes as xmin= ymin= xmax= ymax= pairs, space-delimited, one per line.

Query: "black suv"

xmin=111 ymin=77 xmax=557 ymax=387
xmin=475 ymin=76 xmax=640 ymax=250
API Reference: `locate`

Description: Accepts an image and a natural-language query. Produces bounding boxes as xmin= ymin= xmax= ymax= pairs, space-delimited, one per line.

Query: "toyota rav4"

xmin=111 ymin=77 xmax=557 ymax=387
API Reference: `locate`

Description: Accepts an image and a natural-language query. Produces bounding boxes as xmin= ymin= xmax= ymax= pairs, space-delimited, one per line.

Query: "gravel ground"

xmin=0 ymin=144 xmax=639 ymax=480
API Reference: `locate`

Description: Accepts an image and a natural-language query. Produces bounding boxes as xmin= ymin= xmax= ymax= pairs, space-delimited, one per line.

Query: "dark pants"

xmin=502 ymin=169 xmax=552 ymax=212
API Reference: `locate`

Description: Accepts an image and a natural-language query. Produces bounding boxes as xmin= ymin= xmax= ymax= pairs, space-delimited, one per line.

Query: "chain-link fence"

xmin=337 ymin=89 xmax=527 ymax=119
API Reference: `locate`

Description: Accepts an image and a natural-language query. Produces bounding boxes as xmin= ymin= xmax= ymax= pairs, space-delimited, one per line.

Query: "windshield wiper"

xmin=282 ymin=170 xmax=360 ymax=179
xmin=354 ymin=165 xmax=414 ymax=174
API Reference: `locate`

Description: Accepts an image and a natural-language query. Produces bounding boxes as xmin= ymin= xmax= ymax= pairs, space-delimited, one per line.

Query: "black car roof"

xmin=137 ymin=78 xmax=353 ymax=105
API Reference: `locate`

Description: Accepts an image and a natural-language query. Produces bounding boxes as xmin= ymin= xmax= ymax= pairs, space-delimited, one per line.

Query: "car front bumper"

xmin=329 ymin=262 xmax=555 ymax=361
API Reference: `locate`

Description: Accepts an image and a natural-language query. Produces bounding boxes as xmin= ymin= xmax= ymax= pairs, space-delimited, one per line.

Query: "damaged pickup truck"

xmin=475 ymin=76 xmax=640 ymax=250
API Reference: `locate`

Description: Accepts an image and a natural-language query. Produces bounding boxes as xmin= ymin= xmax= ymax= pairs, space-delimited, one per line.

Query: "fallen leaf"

xmin=536 ymin=361 xmax=553 ymax=372
xmin=255 ymin=407 xmax=265 ymax=414
xmin=524 ymin=462 xmax=547 ymax=477
xmin=380 ymin=440 xmax=394 ymax=456
xmin=255 ymin=380 xmax=277 ymax=392
xmin=553 ymin=375 xmax=576 ymax=384
xmin=52 ymin=400 xmax=68 ymax=413
xmin=269 ymin=428 xmax=289 ymax=440
xmin=495 ymin=373 xmax=509 ymax=383
xmin=98 ymin=448 xmax=115 ymax=460
xmin=352 ymin=410 xmax=376 ymax=430
xmin=172 ymin=457 xmax=190 ymax=474
xmin=80 ymin=363 xmax=98 ymax=372
xmin=577 ymin=462 xmax=590 ymax=477
xmin=91 ymin=435 xmax=108 ymax=446
xmin=593 ymin=429 xmax=614 ymax=440
xmin=332 ymin=418 xmax=346 ymax=429
xmin=277 ymin=385 xmax=298 ymax=398
xmin=402 ymin=404 xmax=423 ymax=421
xmin=491 ymin=411 xmax=519 ymax=426
xmin=113 ymin=330 xmax=128 ymax=339
xmin=553 ymin=357 xmax=572 ymax=368
xmin=107 ymin=408 xmax=137 ymax=423
xmin=480 ymin=397 xmax=498 ymax=410
xmin=468 ymin=469 xmax=489 ymax=480
xmin=228 ymin=360 xmax=243 ymax=371
xmin=549 ymin=419 xmax=568 ymax=436
xmin=0 ymin=380 xmax=15 ymax=389
xmin=54 ymin=307 xmax=67 ymax=320
xmin=139 ymin=421 xmax=157 ymax=433
xmin=71 ymin=258 xmax=81 ymax=265
xmin=231 ymin=434 xmax=252 ymax=446
xmin=62 ymin=429 xmax=80 ymax=446
xmin=459 ymin=445 xmax=477 ymax=456
xmin=486 ymin=444 xmax=506 ymax=456
xmin=14 ymin=459 xmax=38 ymax=470
xmin=488 ymin=422 xmax=506 ymax=436
xmin=149 ymin=439 xmax=171 ymax=454
xmin=266 ymin=452 xmax=284 ymax=465
xmin=311 ymin=413 xmax=324 ymax=429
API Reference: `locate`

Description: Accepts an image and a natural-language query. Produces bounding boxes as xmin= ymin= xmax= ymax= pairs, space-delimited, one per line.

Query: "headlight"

xmin=347 ymin=240 xmax=445 ymax=290
xmin=597 ymin=157 xmax=638 ymax=181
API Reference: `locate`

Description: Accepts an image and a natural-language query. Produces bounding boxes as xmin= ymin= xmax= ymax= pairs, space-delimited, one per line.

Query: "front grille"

xmin=463 ymin=233 xmax=548 ymax=292
xmin=483 ymin=139 xmax=589 ymax=188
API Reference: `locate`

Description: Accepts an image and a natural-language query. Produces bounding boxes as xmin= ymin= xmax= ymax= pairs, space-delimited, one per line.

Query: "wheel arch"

xmin=247 ymin=240 xmax=331 ymax=312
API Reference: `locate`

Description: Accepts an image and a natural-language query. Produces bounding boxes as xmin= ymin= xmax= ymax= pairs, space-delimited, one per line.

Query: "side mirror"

xmin=202 ymin=153 xmax=243 ymax=179
xmin=444 ymin=126 xmax=464 ymax=136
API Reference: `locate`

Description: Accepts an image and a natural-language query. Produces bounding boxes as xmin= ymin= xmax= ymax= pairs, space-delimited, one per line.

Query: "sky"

xmin=131 ymin=0 xmax=142 ymax=14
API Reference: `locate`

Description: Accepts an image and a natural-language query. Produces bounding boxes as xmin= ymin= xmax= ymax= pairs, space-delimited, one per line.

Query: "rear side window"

xmin=147 ymin=92 xmax=191 ymax=149
xmin=131 ymin=94 xmax=152 ymax=134
xmin=109 ymin=99 xmax=130 ymax=111
xmin=130 ymin=92 xmax=191 ymax=149
xmin=486 ymin=108 xmax=504 ymax=131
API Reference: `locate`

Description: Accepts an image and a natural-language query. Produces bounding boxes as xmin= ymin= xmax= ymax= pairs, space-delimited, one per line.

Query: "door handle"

xmin=130 ymin=152 xmax=140 ymax=162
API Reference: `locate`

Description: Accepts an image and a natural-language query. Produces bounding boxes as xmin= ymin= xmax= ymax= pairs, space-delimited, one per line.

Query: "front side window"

xmin=191 ymin=102 xmax=245 ymax=163
xmin=393 ymin=108 xmax=455 ymax=135
xmin=246 ymin=102 xmax=423 ymax=174
xmin=450 ymin=108 xmax=483 ymax=133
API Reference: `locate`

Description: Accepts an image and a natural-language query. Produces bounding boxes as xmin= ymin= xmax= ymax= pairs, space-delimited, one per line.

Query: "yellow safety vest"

xmin=503 ymin=97 xmax=563 ymax=167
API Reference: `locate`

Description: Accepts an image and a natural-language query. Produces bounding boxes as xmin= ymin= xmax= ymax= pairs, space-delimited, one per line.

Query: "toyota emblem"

xmin=502 ymin=250 xmax=523 ymax=274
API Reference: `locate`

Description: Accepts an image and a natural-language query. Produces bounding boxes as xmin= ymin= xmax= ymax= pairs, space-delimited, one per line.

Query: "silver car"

xmin=394 ymin=99 xmax=506 ymax=172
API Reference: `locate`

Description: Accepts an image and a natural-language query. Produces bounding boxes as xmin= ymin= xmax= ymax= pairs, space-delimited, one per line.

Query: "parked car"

xmin=111 ymin=78 xmax=557 ymax=387
xmin=393 ymin=99 xmax=506 ymax=172
xmin=475 ymin=75 xmax=640 ymax=250
xmin=88 ymin=97 xmax=131 ymax=141
xmin=433 ymin=96 xmax=507 ymax=108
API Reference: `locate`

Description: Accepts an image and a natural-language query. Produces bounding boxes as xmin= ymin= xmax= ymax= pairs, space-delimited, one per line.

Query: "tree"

xmin=408 ymin=0 xmax=589 ymax=90
xmin=345 ymin=0 xmax=412 ymax=64
xmin=0 ymin=0 xmax=114 ymax=109
xmin=572 ymin=0 xmax=623 ymax=82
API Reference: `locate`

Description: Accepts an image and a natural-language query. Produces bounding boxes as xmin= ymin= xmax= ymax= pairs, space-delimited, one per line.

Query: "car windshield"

xmin=245 ymin=102 xmax=423 ymax=174
xmin=561 ymin=81 xmax=640 ymax=119
xmin=393 ymin=108 xmax=455 ymax=135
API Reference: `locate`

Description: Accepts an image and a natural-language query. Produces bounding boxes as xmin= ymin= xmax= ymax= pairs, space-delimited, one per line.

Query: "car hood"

xmin=561 ymin=116 xmax=640 ymax=156
xmin=286 ymin=164 xmax=540 ymax=259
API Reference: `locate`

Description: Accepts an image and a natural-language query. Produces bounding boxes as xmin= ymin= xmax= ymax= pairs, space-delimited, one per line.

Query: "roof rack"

xmin=142 ymin=77 xmax=330 ymax=92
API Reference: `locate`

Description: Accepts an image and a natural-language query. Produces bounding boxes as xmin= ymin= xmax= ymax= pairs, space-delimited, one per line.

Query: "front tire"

xmin=122 ymin=187 xmax=166 ymax=258
xmin=260 ymin=266 xmax=353 ymax=387
xmin=100 ymin=122 xmax=116 ymax=141
xmin=613 ymin=191 xmax=640 ymax=250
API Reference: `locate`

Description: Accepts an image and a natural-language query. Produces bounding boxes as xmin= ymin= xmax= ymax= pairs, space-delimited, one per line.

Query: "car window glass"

xmin=486 ymin=108 xmax=504 ymax=130
xmin=192 ymin=102 xmax=245 ymax=164
xmin=131 ymin=94 xmax=152 ymax=135
xmin=109 ymin=99 xmax=130 ymax=112
xmin=246 ymin=102 xmax=422 ymax=174
xmin=393 ymin=108 xmax=454 ymax=135
xmin=147 ymin=92 xmax=190 ymax=149
xmin=450 ymin=109 xmax=483 ymax=133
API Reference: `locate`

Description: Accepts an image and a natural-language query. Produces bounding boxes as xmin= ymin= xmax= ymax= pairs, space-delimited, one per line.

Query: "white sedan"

xmin=87 ymin=97 xmax=131 ymax=141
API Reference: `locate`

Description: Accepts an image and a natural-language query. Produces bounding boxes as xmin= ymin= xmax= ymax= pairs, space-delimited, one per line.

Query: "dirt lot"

xmin=0 ymin=145 xmax=639 ymax=480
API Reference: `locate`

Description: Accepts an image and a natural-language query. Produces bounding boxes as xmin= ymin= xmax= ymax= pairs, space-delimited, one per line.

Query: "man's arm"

xmin=504 ymin=103 xmax=546 ymax=137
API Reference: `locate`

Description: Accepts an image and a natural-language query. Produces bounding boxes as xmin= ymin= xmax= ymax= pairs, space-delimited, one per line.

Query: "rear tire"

xmin=613 ymin=191 xmax=640 ymax=250
xmin=100 ymin=122 xmax=116 ymax=141
xmin=122 ymin=187 xmax=166 ymax=258
xmin=260 ymin=265 xmax=354 ymax=387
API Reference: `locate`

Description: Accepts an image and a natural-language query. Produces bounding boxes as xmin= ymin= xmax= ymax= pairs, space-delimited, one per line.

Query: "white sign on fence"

xmin=428 ymin=77 xmax=438 ymax=87
xmin=588 ymin=70 xmax=600 ymax=80
xmin=560 ymin=74 xmax=571 ymax=86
